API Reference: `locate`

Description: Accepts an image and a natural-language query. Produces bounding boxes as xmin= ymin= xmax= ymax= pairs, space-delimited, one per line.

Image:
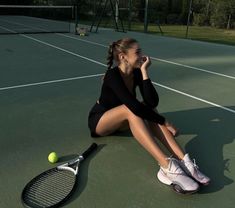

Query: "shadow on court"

xmin=98 ymin=106 xmax=235 ymax=195
xmin=170 ymin=106 xmax=235 ymax=194
xmin=21 ymin=106 xmax=234 ymax=207
xmin=63 ymin=144 xmax=106 ymax=206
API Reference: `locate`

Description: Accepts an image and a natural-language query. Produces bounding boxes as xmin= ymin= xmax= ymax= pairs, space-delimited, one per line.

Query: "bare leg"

xmin=96 ymin=106 xmax=202 ymax=191
xmin=95 ymin=105 xmax=169 ymax=168
xmin=147 ymin=122 xmax=185 ymax=160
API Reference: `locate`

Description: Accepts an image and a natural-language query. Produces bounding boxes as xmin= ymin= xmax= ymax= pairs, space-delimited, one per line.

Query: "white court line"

xmin=0 ymin=25 xmax=17 ymax=33
xmin=59 ymin=33 xmax=235 ymax=80
xmin=1 ymin=34 xmax=234 ymax=114
xmin=1 ymin=18 xmax=49 ymax=33
xmin=58 ymin=33 xmax=109 ymax=47
xmin=152 ymin=82 xmax=235 ymax=114
xmin=151 ymin=57 xmax=235 ymax=80
xmin=21 ymin=34 xmax=107 ymax=67
xmin=0 ymin=74 xmax=104 ymax=91
xmin=58 ymin=33 xmax=109 ymax=48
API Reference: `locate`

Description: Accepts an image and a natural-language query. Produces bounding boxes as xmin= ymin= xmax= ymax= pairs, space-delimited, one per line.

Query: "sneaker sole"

xmin=172 ymin=184 xmax=199 ymax=194
xmin=188 ymin=173 xmax=210 ymax=186
xmin=198 ymin=180 xmax=210 ymax=186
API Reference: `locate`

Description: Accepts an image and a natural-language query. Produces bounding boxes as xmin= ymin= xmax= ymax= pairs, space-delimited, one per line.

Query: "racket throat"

xmin=58 ymin=156 xmax=84 ymax=175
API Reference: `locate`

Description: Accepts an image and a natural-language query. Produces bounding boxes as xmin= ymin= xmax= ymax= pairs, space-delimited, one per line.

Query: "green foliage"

xmin=193 ymin=13 xmax=210 ymax=26
xmin=210 ymin=0 xmax=235 ymax=29
xmin=10 ymin=0 xmax=234 ymax=29
xmin=192 ymin=0 xmax=235 ymax=29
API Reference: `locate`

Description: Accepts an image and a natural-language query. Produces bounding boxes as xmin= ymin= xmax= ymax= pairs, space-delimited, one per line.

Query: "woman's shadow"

xmin=60 ymin=106 xmax=234 ymax=205
xmin=114 ymin=106 xmax=235 ymax=194
xmin=163 ymin=106 xmax=235 ymax=194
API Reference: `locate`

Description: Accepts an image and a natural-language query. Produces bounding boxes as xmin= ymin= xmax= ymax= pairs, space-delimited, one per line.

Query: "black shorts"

xmin=88 ymin=102 xmax=107 ymax=137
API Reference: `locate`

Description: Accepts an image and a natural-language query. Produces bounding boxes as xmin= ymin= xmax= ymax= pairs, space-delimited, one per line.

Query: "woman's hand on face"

xmin=140 ymin=56 xmax=151 ymax=71
xmin=140 ymin=56 xmax=151 ymax=80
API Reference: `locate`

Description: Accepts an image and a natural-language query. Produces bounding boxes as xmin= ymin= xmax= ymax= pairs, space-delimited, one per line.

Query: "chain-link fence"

xmin=2 ymin=0 xmax=234 ymax=45
xmin=76 ymin=0 xmax=235 ymax=45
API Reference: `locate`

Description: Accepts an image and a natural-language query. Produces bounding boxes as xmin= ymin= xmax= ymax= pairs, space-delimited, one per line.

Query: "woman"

xmin=88 ymin=38 xmax=210 ymax=193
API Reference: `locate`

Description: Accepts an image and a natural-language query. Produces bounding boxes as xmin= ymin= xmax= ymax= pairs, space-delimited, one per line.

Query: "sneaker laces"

xmin=183 ymin=157 xmax=210 ymax=184
xmin=162 ymin=157 xmax=185 ymax=176
xmin=184 ymin=158 xmax=199 ymax=172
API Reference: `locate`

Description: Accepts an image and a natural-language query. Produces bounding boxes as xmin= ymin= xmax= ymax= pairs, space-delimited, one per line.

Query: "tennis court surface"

xmin=0 ymin=22 xmax=235 ymax=207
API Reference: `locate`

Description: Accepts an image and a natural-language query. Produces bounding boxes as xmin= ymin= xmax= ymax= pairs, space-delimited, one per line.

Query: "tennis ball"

xmin=48 ymin=152 xmax=58 ymax=163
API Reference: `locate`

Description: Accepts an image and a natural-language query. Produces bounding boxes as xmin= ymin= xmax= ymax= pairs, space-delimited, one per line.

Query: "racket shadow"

xmin=62 ymin=144 xmax=105 ymax=206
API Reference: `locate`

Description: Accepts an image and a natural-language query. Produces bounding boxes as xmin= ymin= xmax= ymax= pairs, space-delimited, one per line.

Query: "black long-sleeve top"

xmin=98 ymin=67 xmax=165 ymax=125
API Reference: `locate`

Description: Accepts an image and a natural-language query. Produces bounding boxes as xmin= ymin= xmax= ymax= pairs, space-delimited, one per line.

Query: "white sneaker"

xmin=181 ymin=154 xmax=210 ymax=185
xmin=157 ymin=158 xmax=199 ymax=194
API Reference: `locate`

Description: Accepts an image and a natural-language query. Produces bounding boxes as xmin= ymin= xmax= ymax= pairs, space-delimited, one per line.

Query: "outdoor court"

xmin=0 ymin=27 xmax=235 ymax=208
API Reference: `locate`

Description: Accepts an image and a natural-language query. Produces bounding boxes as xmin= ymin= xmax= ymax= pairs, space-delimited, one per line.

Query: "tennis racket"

xmin=21 ymin=143 xmax=98 ymax=208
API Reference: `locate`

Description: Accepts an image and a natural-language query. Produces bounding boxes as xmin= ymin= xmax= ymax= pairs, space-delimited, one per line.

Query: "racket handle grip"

xmin=82 ymin=143 xmax=98 ymax=159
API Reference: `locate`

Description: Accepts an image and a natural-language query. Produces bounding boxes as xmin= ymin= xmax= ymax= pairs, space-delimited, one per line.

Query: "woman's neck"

xmin=118 ymin=63 xmax=133 ymax=76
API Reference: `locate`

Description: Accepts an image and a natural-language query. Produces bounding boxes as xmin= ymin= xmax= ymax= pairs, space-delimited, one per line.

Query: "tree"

xmin=210 ymin=0 xmax=235 ymax=29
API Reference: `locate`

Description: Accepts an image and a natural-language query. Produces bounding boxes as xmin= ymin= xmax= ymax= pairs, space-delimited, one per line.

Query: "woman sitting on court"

xmin=88 ymin=37 xmax=210 ymax=193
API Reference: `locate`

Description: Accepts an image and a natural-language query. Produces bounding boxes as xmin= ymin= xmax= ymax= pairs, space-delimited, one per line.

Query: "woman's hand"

xmin=165 ymin=121 xmax=180 ymax=137
xmin=140 ymin=56 xmax=151 ymax=80
xmin=140 ymin=56 xmax=151 ymax=71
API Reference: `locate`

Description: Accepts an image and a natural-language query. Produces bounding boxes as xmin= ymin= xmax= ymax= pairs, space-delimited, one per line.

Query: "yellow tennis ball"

xmin=48 ymin=152 xmax=58 ymax=163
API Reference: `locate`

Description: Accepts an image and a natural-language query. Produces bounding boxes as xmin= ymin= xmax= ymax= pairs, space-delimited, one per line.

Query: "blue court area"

xmin=0 ymin=28 xmax=235 ymax=208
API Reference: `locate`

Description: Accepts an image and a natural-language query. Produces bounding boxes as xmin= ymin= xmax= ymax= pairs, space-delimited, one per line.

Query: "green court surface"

xmin=0 ymin=29 xmax=235 ymax=208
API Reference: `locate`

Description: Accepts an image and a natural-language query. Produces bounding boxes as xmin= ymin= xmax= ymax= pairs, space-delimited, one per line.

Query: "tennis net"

xmin=0 ymin=5 xmax=75 ymax=34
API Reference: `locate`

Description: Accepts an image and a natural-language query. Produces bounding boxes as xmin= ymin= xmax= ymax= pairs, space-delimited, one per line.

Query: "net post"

xmin=128 ymin=0 xmax=132 ymax=31
xmin=185 ymin=0 xmax=193 ymax=38
xmin=74 ymin=0 xmax=79 ymax=34
xmin=144 ymin=0 xmax=149 ymax=33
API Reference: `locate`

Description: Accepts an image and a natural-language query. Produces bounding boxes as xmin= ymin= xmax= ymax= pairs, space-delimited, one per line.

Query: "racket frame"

xmin=21 ymin=143 xmax=97 ymax=208
xmin=57 ymin=155 xmax=84 ymax=175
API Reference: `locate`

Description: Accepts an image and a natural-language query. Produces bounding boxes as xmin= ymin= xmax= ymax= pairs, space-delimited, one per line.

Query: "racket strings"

xmin=23 ymin=169 xmax=76 ymax=207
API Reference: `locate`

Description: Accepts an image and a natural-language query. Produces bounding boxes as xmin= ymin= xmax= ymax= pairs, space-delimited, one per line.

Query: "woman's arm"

xmin=135 ymin=57 xmax=159 ymax=108
xmin=105 ymin=69 xmax=165 ymax=124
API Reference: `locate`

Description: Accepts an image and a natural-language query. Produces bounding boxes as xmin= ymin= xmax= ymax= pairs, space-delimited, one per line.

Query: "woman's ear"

xmin=118 ymin=53 xmax=125 ymax=61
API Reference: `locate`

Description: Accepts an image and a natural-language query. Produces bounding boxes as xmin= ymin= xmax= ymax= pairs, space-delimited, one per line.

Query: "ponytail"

xmin=107 ymin=42 xmax=115 ymax=70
